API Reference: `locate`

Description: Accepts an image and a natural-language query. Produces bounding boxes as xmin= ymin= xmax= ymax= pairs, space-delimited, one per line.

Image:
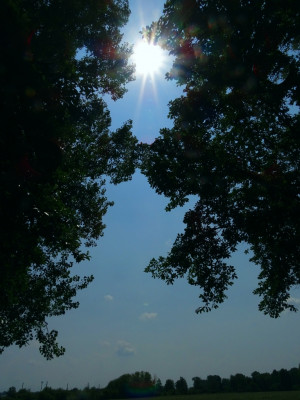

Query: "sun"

xmin=132 ymin=40 xmax=165 ymax=76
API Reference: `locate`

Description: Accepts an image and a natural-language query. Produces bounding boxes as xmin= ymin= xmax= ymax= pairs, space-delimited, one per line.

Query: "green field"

xmin=116 ymin=393 xmax=300 ymax=400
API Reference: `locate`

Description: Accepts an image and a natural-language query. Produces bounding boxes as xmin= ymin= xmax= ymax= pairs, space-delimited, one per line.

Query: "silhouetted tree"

xmin=191 ymin=377 xmax=205 ymax=394
xmin=221 ymin=378 xmax=231 ymax=393
xmin=175 ymin=377 xmax=188 ymax=394
xmin=38 ymin=388 xmax=55 ymax=400
xmin=251 ymin=371 xmax=272 ymax=392
xmin=129 ymin=371 xmax=156 ymax=397
xmin=163 ymin=379 xmax=175 ymax=395
xmin=154 ymin=379 xmax=163 ymax=396
xmin=104 ymin=374 xmax=131 ymax=399
xmin=7 ymin=388 xmax=17 ymax=399
xmin=16 ymin=389 xmax=33 ymax=400
xmin=142 ymin=0 xmax=300 ymax=317
xmin=206 ymin=375 xmax=222 ymax=393
xmin=0 ymin=0 xmax=136 ymax=358
xmin=289 ymin=367 xmax=300 ymax=390
xmin=278 ymin=368 xmax=292 ymax=391
xmin=104 ymin=372 xmax=156 ymax=399
xmin=270 ymin=369 xmax=281 ymax=391
xmin=230 ymin=373 xmax=250 ymax=392
xmin=53 ymin=390 xmax=68 ymax=400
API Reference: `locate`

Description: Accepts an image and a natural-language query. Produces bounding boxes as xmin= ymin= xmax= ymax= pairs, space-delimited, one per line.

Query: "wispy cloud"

xmin=165 ymin=239 xmax=173 ymax=248
xmin=104 ymin=294 xmax=114 ymax=302
xmin=139 ymin=312 xmax=158 ymax=321
xmin=100 ymin=340 xmax=111 ymax=347
xmin=116 ymin=341 xmax=135 ymax=357
xmin=288 ymin=297 xmax=300 ymax=304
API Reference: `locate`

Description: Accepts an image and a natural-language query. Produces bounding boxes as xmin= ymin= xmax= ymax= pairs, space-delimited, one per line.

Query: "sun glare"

xmin=132 ymin=41 xmax=165 ymax=76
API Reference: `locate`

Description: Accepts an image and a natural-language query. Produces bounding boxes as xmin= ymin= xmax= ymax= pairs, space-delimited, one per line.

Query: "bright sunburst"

xmin=132 ymin=40 xmax=165 ymax=76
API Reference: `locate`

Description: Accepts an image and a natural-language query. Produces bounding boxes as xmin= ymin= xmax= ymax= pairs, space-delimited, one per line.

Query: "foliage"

xmin=142 ymin=0 xmax=300 ymax=317
xmin=104 ymin=371 xmax=158 ymax=398
xmin=206 ymin=375 xmax=222 ymax=393
xmin=154 ymin=380 xmax=163 ymax=397
xmin=191 ymin=377 xmax=206 ymax=394
xmin=175 ymin=377 xmax=188 ymax=395
xmin=163 ymin=380 xmax=175 ymax=396
xmin=0 ymin=0 xmax=136 ymax=358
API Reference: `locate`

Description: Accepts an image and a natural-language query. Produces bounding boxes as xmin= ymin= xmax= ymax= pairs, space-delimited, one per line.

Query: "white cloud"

xmin=116 ymin=341 xmax=135 ymax=357
xmin=139 ymin=312 xmax=158 ymax=321
xmin=104 ymin=294 xmax=114 ymax=302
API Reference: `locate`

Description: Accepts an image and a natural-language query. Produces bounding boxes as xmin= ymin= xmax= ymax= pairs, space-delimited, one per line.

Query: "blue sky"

xmin=1 ymin=0 xmax=300 ymax=392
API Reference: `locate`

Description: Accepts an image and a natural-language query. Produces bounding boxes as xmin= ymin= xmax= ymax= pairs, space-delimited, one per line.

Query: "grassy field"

xmin=116 ymin=393 xmax=300 ymax=400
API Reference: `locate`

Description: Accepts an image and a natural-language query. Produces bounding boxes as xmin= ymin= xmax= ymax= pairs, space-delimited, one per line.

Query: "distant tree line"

xmin=3 ymin=365 xmax=300 ymax=399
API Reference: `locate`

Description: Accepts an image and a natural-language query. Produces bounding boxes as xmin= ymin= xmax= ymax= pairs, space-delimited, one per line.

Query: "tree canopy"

xmin=142 ymin=0 xmax=300 ymax=317
xmin=0 ymin=0 xmax=137 ymax=358
xmin=104 ymin=371 xmax=157 ymax=399
xmin=175 ymin=377 xmax=188 ymax=395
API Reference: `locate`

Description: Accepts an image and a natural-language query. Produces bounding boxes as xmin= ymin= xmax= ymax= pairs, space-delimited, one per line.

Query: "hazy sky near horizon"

xmin=1 ymin=0 xmax=300 ymax=392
